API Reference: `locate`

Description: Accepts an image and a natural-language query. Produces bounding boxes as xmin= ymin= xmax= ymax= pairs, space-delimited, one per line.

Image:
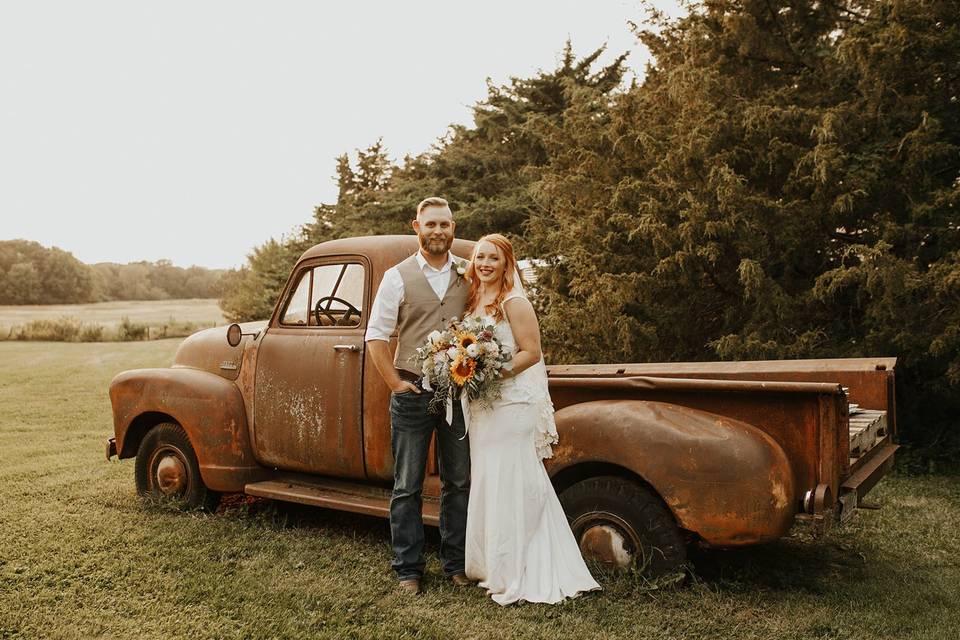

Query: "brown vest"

xmin=393 ymin=254 xmax=470 ymax=375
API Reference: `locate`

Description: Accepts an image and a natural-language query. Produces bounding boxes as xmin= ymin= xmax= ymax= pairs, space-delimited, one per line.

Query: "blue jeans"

xmin=389 ymin=386 xmax=470 ymax=581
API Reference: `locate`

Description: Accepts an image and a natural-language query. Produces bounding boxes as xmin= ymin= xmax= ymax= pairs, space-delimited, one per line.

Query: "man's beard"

xmin=419 ymin=233 xmax=452 ymax=256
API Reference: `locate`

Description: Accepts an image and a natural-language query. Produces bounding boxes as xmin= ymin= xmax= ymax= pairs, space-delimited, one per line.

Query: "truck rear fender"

xmin=109 ymin=368 xmax=267 ymax=492
xmin=547 ymin=400 xmax=796 ymax=546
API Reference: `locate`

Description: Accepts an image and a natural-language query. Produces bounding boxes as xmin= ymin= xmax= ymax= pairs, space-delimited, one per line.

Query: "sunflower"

xmin=450 ymin=354 xmax=477 ymax=386
xmin=456 ymin=331 xmax=477 ymax=349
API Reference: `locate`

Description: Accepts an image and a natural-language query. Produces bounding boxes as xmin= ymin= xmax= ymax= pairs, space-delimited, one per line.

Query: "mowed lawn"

xmin=0 ymin=341 xmax=957 ymax=640
xmin=0 ymin=299 xmax=225 ymax=333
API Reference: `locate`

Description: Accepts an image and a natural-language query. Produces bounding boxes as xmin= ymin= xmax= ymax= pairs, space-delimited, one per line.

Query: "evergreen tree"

xmin=528 ymin=0 xmax=960 ymax=465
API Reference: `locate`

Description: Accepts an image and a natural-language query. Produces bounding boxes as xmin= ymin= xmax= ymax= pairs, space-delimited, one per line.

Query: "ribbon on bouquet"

xmin=444 ymin=391 xmax=471 ymax=440
xmin=426 ymin=375 xmax=471 ymax=440
xmin=459 ymin=393 xmax=472 ymax=440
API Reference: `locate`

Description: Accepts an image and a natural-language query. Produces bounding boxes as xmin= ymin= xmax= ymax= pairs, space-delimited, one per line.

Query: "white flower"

xmin=486 ymin=342 xmax=500 ymax=355
xmin=446 ymin=346 xmax=459 ymax=360
xmin=455 ymin=259 xmax=468 ymax=276
xmin=466 ymin=343 xmax=480 ymax=358
xmin=428 ymin=329 xmax=443 ymax=344
xmin=433 ymin=352 xmax=446 ymax=364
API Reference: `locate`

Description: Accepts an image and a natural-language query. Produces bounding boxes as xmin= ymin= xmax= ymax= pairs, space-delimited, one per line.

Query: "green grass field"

xmin=1 ymin=340 xmax=957 ymax=639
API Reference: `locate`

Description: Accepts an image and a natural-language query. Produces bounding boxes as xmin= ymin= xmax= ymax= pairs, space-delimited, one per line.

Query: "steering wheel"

xmin=314 ymin=296 xmax=361 ymax=327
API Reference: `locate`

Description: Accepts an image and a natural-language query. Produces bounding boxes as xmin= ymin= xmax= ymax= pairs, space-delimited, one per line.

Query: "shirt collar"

xmin=415 ymin=249 xmax=455 ymax=273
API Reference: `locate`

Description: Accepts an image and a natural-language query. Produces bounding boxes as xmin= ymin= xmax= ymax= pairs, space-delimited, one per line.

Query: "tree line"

xmin=0 ymin=239 xmax=225 ymax=304
xmin=221 ymin=0 xmax=960 ymax=467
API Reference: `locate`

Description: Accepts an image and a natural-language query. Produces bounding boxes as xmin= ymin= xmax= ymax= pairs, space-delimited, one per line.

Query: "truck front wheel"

xmin=560 ymin=476 xmax=686 ymax=578
xmin=134 ymin=422 xmax=220 ymax=512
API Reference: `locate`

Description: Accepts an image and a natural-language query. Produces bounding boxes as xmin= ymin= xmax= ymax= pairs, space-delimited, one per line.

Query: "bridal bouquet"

xmin=412 ymin=316 xmax=513 ymax=416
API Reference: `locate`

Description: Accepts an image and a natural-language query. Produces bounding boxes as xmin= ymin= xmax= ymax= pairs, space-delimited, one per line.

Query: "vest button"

xmin=440 ymin=301 xmax=445 ymax=306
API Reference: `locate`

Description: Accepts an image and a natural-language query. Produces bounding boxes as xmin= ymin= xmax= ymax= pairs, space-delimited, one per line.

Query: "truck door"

xmin=252 ymin=257 xmax=368 ymax=478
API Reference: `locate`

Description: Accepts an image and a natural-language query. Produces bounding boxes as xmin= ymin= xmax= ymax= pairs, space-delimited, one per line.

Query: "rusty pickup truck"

xmin=107 ymin=235 xmax=899 ymax=576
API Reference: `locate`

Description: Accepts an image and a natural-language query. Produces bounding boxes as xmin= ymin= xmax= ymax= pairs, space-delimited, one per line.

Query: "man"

xmin=365 ymin=197 xmax=472 ymax=594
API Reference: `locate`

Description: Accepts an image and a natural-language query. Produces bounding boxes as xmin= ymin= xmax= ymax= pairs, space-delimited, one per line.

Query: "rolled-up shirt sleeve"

xmin=365 ymin=267 xmax=403 ymax=342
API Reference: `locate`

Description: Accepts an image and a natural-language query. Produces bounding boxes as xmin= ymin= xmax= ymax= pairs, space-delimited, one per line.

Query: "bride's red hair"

xmin=466 ymin=233 xmax=517 ymax=322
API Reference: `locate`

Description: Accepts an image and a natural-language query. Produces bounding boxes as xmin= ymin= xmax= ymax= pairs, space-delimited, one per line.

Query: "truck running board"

xmin=244 ymin=476 xmax=441 ymax=526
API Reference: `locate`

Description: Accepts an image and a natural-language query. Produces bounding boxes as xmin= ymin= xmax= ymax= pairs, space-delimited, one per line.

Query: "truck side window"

xmin=279 ymin=263 xmax=366 ymax=328
xmin=310 ymin=263 xmax=364 ymax=327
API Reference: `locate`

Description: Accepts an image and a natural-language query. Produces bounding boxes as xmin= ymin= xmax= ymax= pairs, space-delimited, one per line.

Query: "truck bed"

xmin=546 ymin=357 xmax=899 ymax=525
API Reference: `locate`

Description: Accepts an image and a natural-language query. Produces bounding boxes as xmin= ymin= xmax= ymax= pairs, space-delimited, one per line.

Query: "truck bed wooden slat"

xmin=847 ymin=407 xmax=887 ymax=457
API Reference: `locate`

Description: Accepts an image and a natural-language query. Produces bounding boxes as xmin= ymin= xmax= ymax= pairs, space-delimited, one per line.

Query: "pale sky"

xmin=1 ymin=1 xmax=682 ymax=269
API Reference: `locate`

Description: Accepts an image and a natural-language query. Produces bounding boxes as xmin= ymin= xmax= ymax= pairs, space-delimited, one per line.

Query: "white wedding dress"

xmin=463 ymin=292 xmax=601 ymax=605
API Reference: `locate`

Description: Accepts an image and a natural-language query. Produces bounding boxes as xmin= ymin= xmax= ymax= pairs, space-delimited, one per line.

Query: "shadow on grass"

xmin=215 ymin=492 xmax=392 ymax=543
xmin=205 ymin=492 xmax=876 ymax=598
xmin=687 ymin=534 xmax=872 ymax=595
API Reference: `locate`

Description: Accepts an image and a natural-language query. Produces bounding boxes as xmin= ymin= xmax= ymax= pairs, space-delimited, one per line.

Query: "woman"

xmin=462 ymin=233 xmax=601 ymax=605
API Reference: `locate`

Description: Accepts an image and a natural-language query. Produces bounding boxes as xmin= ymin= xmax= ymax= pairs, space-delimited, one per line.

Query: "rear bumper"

xmin=838 ymin=440 xmax=899 ymax=521
xmin=106 ymin=437 xmax=117 ymax=460
xmin=794 ymin=440 xmax=898 ymax=535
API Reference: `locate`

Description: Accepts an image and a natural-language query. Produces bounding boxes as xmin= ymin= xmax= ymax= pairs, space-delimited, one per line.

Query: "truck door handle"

xmin=333 ymin=344 xmax=361 ymax=352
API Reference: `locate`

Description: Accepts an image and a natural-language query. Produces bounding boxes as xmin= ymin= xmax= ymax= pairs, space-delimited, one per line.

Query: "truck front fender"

xmin=548 ymin=400 xmax=796 ymax=546
xmin=109 ymin=368 xmax=267 ymax=492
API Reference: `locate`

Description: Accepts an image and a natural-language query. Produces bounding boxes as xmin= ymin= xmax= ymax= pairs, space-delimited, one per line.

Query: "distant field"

xmin=0 ymin=299 xmax=228 ymax=341
xmin=0 ymin=340 xmax=957 ymax=639
xmin=0 ymin=299 xmax=226 ymax=330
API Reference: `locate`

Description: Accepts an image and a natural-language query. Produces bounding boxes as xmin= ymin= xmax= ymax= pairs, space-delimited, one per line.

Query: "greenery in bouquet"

xmin=411 ymin=316 xmax=513 ymax=415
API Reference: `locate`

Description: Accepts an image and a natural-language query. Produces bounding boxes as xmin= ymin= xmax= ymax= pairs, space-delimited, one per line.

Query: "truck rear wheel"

xmin=560 ymin=476 xmax=686 ymax=577
xmin=134 ymin=422 xmax=220 ymax=512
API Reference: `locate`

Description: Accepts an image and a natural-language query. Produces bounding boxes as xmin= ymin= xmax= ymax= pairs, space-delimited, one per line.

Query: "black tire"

xmin=560 ymin=476 xmax=686 ymax=578
xmin=134 ymin=422 xmax=220 ymax=512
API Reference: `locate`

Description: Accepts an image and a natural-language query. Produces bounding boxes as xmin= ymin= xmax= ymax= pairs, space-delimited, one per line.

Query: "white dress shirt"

xmin=364 ymin=251 xmax=461 ymax=342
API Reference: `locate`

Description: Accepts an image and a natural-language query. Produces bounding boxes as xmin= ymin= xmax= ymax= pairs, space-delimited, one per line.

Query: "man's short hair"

xmin=416 ymin=197 xmax=450 ymax=216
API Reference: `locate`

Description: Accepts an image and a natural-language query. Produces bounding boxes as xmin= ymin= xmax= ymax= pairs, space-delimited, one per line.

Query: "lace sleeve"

xmin=534 ymin=370 xmax=560 ymax=459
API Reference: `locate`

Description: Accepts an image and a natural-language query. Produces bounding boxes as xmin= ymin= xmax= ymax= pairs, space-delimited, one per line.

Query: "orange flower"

xmin=457 ymin=331 xmax=477 ymax=349
xmin=450 ymin=354 xmax=476 ymax=386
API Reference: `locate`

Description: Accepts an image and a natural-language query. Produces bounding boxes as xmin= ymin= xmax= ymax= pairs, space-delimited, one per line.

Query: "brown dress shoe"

xmin=449 ymin=572 xmax=472 ymax=587
xmin=398 ymin=578 xmax=422 ymax=594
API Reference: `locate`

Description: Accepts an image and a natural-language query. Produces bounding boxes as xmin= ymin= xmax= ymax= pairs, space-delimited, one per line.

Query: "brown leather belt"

xmin=397 ymin=369 xmax=420 ymax=384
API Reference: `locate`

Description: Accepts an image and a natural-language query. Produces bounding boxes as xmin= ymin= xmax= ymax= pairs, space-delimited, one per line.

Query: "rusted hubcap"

xmin=154 ymin=450 xmax=188 ymax=496
xmin=572 ymin=512 xmax=642 ymax=569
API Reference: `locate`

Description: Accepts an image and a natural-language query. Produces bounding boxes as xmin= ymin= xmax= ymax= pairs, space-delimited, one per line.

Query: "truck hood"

xmin=172 ymin=321 xmax=267 ymax=381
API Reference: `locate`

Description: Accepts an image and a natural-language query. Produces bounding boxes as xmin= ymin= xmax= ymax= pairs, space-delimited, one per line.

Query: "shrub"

xmin=153 ymin=317 xmax=204 ymax=339
xmin=11 ymin=317 xmax=104 ymax=342
xmin=80 ymin=324 xmax=104 ymax=341
xmin=117 ymin=317 xmax=149 ymax=341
